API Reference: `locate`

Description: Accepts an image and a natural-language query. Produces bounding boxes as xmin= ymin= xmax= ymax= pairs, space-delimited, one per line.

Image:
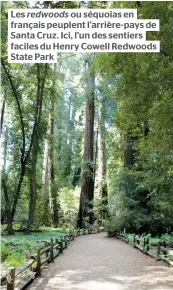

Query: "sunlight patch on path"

xmin=45 ymin=276 xmax=123 ymax=290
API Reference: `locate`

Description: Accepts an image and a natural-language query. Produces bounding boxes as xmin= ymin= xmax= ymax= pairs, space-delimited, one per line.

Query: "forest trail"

xmin=28 ymin=233 xmax=173 ymax=290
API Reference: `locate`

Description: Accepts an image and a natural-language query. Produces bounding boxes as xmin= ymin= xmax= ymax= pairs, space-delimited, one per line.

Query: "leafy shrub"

xmin=160 ymin=233 xmax=173 ymax=241
xmin=6 ymin=253 xmax=25 ymax=267
xmin=59 ymin=187 xmax=79 ymax=227
xmin=12 ymin=223 xmax=21 ymax=230
xmin=106 ymin=166 xmax=173 ymax=236
xmin=1 ymin=244 xmax=10 ymax=261
xmin=1 ymin=224 xmax=7 ymax=231
xmin=105 ymin=216 xmax=126 ymax=236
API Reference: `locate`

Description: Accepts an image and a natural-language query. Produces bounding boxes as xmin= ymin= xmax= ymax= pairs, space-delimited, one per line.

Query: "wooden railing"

xmin=115 ymin=231 xmax=173 ymax=266
xmin=1 ymin=228 xmax=90 ymax=290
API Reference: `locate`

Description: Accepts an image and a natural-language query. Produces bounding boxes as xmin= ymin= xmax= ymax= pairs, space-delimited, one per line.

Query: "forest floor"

xmin=27 ymin=233 xmax=173 ymax=290
xmin=1 ymin=228 xmax=67 ymax=275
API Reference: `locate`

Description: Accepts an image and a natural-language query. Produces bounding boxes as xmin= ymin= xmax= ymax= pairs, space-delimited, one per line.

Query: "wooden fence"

xmin=4 ymin=228 xmax=172 ymax=289
xmin=115 ymin=231 xmax=173 ymax=267
xmin=1 ymin=228 xmax=90 ymax=290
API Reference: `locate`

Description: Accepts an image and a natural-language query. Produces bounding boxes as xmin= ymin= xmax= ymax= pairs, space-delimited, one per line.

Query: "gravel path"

xmin=28 ymin=233 xmax=173 ymax=290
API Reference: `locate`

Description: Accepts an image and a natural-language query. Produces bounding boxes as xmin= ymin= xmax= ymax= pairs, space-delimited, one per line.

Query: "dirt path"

xmin=28 ymin=233 xmax=173 ymax=290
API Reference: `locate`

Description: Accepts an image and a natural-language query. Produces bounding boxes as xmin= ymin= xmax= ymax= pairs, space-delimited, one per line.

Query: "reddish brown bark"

xmin=78 ymin=59 xmax=95 ymax=228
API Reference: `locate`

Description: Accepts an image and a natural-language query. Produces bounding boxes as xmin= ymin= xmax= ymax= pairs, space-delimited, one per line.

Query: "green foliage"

xmin=92 ymin=198 xmax=108 ymax=226
xmin=160 ymin=233 xmax=173 ymax=241
xmin=1 ymin=229 xmax=67 ymax=273
xmin=105 ymin=168 xmax=173 ymax=236
xmin=105 ymin=216 xmax=126 ymax=237
xmin=6 ymin=253 xmax=25 ymax=268
xmin=1 ymin=1 xmax=85 ymax=231
xmin=59 ymin=187 xmax=79 ymax=227
xmin=106 ymin=156 xmax=172 ymax=233
xmin=94 ymin=1 xmax=173 ymax=237
xmin=1 ymin=244 xmax=10 ymax=262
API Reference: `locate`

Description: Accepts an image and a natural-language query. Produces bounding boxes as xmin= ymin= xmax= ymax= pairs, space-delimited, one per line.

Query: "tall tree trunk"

xmin=78 ymin=59 xmax=95 ymax=228
xmin=42 ymin=138 xmax=50 ymax=226
xmin=1 ymin=59 xmax=26 ymax=233
xmin=124 ymin=123 xmax=149 ymax=195
xmin=124 ymin=135 xmax=135 ymax=169
xmin=49 ymin=64 xmax=59 ymax=227
xmin=26 ymin=64 xmax=47 ymax=233
xmin=65 ymin=101 xmax=76 ymax=177
xmin=93 ymin=123 xmax=99 ymax=185
xmin=56 ymin=97 xmax=62 ymax=163
xmin=1 ymin=60 xmax=48 ymax=233
xmin=26 ymin=138 xmax=39 ymax=233
xmin=97 ymin=99 xmax=108 ymax=221
xmin=1 ymin=129 xmax=14 ymax=233
xmin=0 ymin=90 xmax=6 ymax=138
xmin=124 ymin=134 xmax=136 ymax=196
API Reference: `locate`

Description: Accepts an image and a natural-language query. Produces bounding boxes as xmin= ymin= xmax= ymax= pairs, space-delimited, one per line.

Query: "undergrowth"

xmin=0 ymin=227 xmax=68 ymax=275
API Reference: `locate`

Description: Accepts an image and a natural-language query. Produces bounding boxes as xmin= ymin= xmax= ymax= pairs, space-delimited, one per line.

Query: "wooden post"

xmin=133 ymin=234 xmax=136 ymax=246
xmin=157 ymin=241 xmax=161 ymax=258
xmin=37 ymin=249 xmax=41 ymax=276
xmin=64 ymin=236 xmax=68 ymax=248
xmin=44 ymin=242 xmax=48 ymax=258
xmin=65 ymin=231 xmax=67 ymax=242
xmin=58 ymin=239 xmax=62 ymax=253
xmin=60 ymin=237 xmax=64 ymax=253
xmin=7 ymin=267 xmax=15 ymax=290
xmin=27 ymin=248 xmax=32 ymax=270
xmin=143 ymin=238 xmax=146 ymax=252
xmin=69 ymin=230 xmax=72 ymax=241
xmin=55 ymin=239 xmax=58 ymax=248
xmin=72 ymin=230 xmax=74 ymax=240
xmin=67 ymin=233 xmax=70 ymax=244
xmin=163 ymin=241 xmax=167 ymax=257
xmin=73 ymin=228 xmax=75 ymax=238
xmin=83 ymin=228 xmax=86 ymax=235
xmin=50 ymin=238 xmax=54 ymax=262
xmin=146 ymin=238 xmax=150 ymax=252
xmin=55 ymin=238 xmax=59 ymax=256
xmin=137 ymin=235 xmax=140 ymax=245
xmin=26 ymin=248 xmax=31 ymax=259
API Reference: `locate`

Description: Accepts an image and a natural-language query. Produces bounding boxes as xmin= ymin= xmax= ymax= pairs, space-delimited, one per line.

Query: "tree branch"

xmin=0 ymin=89 xmax=6 ymax=138
xmin=24 ymin=64 xmax=48 ymax=163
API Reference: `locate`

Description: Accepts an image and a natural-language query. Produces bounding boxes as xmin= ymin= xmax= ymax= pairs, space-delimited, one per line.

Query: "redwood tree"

xmin=78 ymin=58 xmax=95 ymax=228
xmin=97 ymin=98 xmax=108 ymax=220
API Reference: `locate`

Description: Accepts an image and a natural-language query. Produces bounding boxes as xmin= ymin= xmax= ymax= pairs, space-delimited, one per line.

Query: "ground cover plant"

xmin=1 ymin=227 xmax=67 ymax=275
